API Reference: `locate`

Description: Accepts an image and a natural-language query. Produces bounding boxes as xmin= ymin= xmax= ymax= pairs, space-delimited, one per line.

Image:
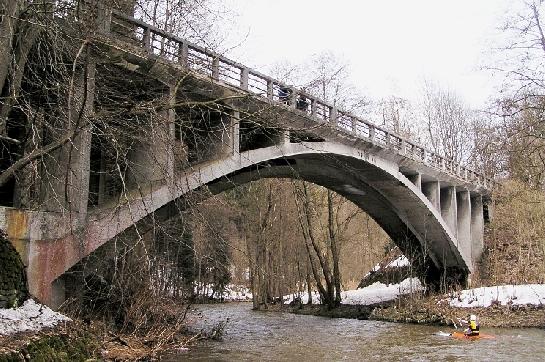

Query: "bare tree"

xmin=420 ymin=80 xmax=474 ymax=165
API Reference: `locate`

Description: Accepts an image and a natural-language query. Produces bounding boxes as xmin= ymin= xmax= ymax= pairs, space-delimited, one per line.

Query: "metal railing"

xmin=108 ymin=10 xmax=492 ymax=189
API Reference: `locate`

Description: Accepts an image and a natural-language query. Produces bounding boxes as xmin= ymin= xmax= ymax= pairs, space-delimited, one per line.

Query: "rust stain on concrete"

xmin=5 ymin=210 xmax=30 ymax=265
xmin=6 ymin=209 xmax=29 ymax=240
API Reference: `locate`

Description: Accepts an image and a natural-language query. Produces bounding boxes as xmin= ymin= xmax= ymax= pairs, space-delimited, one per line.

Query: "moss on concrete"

xmin=0 ymin=230 xmax=28 ymax=308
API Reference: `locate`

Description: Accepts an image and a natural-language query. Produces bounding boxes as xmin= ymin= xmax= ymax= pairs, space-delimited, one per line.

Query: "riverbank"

xmin=0 ymin=316 xmax=225 ymax=361
xmin=0 ymin=300 xmax=226 ymax=361
xmin=370 ymin=295 xmax=545 ymax=329
xmin=285 ymin=290 xmax=545 ymax=329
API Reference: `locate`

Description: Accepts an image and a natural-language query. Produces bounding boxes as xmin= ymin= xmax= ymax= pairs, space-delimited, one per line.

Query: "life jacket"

xmin=469 ymin=320 xmax=479 ymax=334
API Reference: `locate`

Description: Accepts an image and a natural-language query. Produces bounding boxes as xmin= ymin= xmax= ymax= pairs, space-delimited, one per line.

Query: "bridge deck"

xmin=101 ymin=10 xmax=492 ymax=193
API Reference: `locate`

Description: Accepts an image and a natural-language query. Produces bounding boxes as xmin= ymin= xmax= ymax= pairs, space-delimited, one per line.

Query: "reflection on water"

xmin=167 ymin=303 xmax=545 ymax=361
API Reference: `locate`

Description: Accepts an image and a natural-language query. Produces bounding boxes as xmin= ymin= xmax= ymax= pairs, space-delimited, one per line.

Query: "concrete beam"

xmin=407 ymin=173 xmax=422 ymax=190
xmin=456 ymin=190 xmax=472 ymax=265
xmin=422 ymin=181 xmax=440 ymax=211
xmin=231 ymin=110 xmax=240 ymax=155
xmin=440 ymin=186 xmax=457 ymax=238
xmin=471 ymin=195 xmax=484 ymax=263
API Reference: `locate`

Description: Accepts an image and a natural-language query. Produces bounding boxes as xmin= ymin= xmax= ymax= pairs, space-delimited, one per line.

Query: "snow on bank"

xmin=195 ymin=284 xmax=253 ymax=302
xmin=386 ymin=255 xmax=410 ymax=268
xmin=0 ymin=299 xmax=71 ymax=336
xmin=222 ymin=285 xmax=252 ymax=301
xmin=447 ymin=284 xmax=545 ymax=308
xmin=361 ymin=255 xmax=410 ymax=279
xmin=343 ymin=278 xmax=423 ymax=305
xmin=284 ymin=278 xmax=424 ymax=305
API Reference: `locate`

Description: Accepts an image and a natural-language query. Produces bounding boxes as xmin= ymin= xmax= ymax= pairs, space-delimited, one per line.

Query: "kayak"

xmin=450 ymin=331 xmax=495 ymax=340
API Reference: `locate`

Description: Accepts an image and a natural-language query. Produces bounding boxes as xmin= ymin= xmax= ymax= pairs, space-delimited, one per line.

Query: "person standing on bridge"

xmin=296 ymin=93 xmax=310 ymax=112
xmin=278 ymin=85 xmax=291 ymax=105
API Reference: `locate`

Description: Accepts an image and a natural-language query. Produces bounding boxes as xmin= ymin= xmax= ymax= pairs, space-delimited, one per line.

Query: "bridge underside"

xmin=2 ymin=140 xmax=480 ymax=307
xmin=205 ymin=152 xmax=470 ymax=289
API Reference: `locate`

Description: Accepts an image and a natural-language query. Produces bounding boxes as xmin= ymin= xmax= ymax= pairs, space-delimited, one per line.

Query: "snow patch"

xmin=386 ymin=255 xmax=410 ymax=268
xmin=342 ymin=278 xmax=423 ymax=305
xmin=447 ymin=284 xmax=545 ymax=308
xmin=195 ymin=284 xmax=252 ymax=302
xmin=0 ymin=299 xmax=71 ymax=336
xmin=222 ymin=285 xmax=253 ymax=301
xmin=284 ymin=277 xmax=424 ymax=305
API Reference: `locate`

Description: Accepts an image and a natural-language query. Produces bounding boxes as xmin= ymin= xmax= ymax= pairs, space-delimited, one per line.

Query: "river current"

xmin=169 ymin=302 xmax=545 ymax=361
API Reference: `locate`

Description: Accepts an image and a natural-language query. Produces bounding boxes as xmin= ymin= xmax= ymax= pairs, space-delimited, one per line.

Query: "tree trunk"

xmin=302 ymin=183 xmax=335 ymax=307
xmin=306 ymin=271 xmax=313 ymax=305
xmin=328 ymin=190 xmax=342 ymax=305
xmin=0 ymin=0 xmax=19 ymax=101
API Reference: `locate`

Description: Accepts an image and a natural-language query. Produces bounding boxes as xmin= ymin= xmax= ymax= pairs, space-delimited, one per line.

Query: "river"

xmin=168 ymin=303 xmax=545 ymax=361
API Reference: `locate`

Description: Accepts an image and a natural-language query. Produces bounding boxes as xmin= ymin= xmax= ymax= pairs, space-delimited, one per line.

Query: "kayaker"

xmin=460 ymin=314 xmax=480 ymax=336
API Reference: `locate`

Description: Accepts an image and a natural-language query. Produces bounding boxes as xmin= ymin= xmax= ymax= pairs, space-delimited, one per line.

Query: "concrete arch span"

xmin=28 ymin=141 xmax=468 ymax=305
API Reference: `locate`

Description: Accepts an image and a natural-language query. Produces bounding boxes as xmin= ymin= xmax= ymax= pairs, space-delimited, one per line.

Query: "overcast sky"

xmin=222 ymin=0 xmax=515 ymax=108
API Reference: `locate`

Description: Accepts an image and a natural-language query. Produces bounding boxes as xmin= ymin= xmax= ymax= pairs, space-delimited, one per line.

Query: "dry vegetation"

xmin=476 ymin=181 xmax=545 ymax=285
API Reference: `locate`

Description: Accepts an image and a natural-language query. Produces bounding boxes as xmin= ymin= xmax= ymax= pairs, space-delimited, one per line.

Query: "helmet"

xmin=470 ymin=314 xmax=477 ymax=321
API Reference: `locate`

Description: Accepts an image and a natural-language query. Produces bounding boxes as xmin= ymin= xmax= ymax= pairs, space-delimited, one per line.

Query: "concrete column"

xmin=422 ymin=181 xmax=440 ymax=211
xmin=231 ymin=110 xmax=240 ymax=155
xmin=407 ymin=173 xmax=422 ymax=190
xmin=456 ymin=190 xmax=472 ymax=264
xmin=440 ymin=186 xmax=457 ymax=237
xmin=128 ymin=87 xmax=175 ymax=189
xmin=471 ymin=195 xmax=484 ymax=263
xmin=484 ymin=199 xmax=494 ymax=223
xmin=42 ymin=59 xmax=95 ymax=219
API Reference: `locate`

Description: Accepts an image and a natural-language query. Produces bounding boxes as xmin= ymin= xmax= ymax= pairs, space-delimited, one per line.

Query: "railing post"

xmin=310 ymin=99 xmax=317 ymax=117
xmin=240 ymin=67 xmax=249 ymax=90
xmin=266 ymin=80 xmax=273 ymax=99
xmin=212 ymin=57 xmax=220 ymax=80
xmin=351 ymin=118 xmax=357 ymax=135
xmin=289 ymin=89 xmax=297 ymax=109
xmin=330 ymin=106 xmax=337 ymax=123
xmin=369 ymin=125 xmax=375 ymax=141
xmin=178 ymin=42 xmax=188 ymax=67
xmin=401 ymin=140 xmax=406 ymax=155
xmin=143 ymin=26 xmax=151 ymax=51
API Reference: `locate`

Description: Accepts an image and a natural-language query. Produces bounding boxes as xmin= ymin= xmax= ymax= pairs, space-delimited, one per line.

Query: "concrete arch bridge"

xmin=0 ymin=6 xmax=492 ymax=308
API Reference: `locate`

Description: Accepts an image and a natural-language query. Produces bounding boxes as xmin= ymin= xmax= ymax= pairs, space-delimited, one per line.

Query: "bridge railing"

xmin=108 ymin=11 xmax=493 ymax=190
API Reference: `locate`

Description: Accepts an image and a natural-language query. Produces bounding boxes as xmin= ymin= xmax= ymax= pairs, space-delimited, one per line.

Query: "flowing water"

xmin=168 ymin=303 xmax=545 ymax=361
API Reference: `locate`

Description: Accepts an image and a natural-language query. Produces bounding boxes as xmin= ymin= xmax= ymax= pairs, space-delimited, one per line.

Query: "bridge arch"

xmin=28 ymin=141 xmax=470 ymax=304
